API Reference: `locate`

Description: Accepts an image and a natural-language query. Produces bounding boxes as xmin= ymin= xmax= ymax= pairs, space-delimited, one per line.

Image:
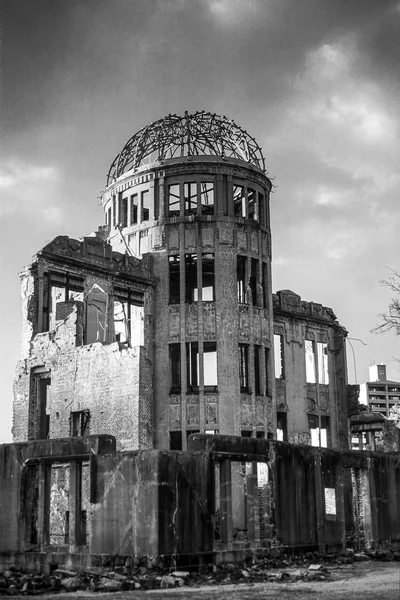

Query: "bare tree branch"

xmin=372 ymin=269 xmax=400 ymax=335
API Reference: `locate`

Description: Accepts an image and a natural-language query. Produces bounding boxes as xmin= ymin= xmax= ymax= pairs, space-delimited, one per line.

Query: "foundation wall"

xmin=2 ymin=435 xmax=399 ymax=573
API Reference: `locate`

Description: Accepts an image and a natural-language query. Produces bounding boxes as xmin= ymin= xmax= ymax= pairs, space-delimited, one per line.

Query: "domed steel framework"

xmin=106 ymin=111 xmax=266 ymax=185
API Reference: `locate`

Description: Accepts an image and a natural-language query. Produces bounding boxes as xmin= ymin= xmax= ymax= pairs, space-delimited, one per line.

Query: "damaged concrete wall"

xmin=14 ymin=305 xmax=150 ymax=450
xmin=0 ymin=436 xmax=115 ymax=562
xmin=1 ymin=435 xmax=400 ymax=572
xmin=273 ymin=290 xmax=349 ymax=450
xmin=13 ymin=236 xmax=154 ymax=451
xmin=90 ymin=450 xmax=214 ymax=561
xmin=0 ymin=438 xmax=214 ymax=571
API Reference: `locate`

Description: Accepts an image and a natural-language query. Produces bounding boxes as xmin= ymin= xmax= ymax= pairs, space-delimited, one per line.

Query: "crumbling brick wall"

xmin=13 ymin=292 xmax=153 ymax=451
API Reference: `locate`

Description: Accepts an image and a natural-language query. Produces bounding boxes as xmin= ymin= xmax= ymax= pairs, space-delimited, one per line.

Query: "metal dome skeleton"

xmin=106 ymin=111 xmax=266 ymax=185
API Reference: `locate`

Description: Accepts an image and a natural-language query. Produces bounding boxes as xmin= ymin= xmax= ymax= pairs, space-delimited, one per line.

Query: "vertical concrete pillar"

xmin=179 ymin=221 xmax=187 ymax=448
xmin=158 ymin=176 xmax=165 ymax=220
xmin=387 ymin=465 xmax=398 ymax=541
xmin=220 ymin=459 xmax=233 ymax=544
xmin=149 ymin=179 xmax=155 ymax=220
xmin=37 ymin=273 xmax=44 ymax=333
xmin=246 ymin=462 xmax=260 ymax=542
xmin=216 ymin=174 xmax=224 ymax=216
xmin=226 ymin=175 xmax=233 ymax=216
xmin=367 ymin=431 xmax=376 ymax=451
xmin=127 ymin=192 xmax=131 ymax=227
xmin=115 ymin=192 xmax=120 ymax=225
xmin=334 ymin=464 xmax=346 ymax=553
xmin=314 ymin=455 xmax=326 ymax=553
xmin=37 ymin=462 xmax=50 ymax=547
xmin=367 ymin=461 xmax=378 ymax=546
xmin=69 ymin=461 xmax=83 ymax=546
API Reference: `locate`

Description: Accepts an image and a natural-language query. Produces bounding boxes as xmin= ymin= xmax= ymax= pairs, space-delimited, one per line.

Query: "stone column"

xmin=220 ymin=459 xmax=233 ymax=544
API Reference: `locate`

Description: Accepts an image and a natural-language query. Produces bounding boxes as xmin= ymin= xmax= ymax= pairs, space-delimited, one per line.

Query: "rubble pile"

xmin=0 ymin=548 xmax=399 ymax=595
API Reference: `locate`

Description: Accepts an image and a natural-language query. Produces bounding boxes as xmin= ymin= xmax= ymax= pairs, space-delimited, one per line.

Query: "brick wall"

xmin=13 ymin=301 xmax=152 ymax=451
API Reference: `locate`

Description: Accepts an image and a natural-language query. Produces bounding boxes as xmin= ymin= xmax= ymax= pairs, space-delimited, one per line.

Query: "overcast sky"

xmin=1 ymin=0 xmax=400 ymax=443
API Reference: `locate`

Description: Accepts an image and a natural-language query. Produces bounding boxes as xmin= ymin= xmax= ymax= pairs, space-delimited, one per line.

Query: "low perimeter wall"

xmin=0 ymin=435 xmax=399 ymax=572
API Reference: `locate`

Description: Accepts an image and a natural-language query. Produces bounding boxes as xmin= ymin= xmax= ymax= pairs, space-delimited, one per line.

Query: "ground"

xmin=5 ymin=562 xmax=400 ymax=600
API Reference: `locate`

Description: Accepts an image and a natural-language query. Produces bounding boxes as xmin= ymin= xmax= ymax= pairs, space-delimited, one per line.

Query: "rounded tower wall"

xmin=102 ymin=113 xmax=276 ymax=450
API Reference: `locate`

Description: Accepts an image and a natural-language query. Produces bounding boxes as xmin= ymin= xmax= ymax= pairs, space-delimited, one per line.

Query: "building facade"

xmin=273 ymin=290 xmax=348 ymax=450
xmin=13 ymin=111 xmax=350 ymax=451
xmin=360 ymin=364 xmax=400 ymax=417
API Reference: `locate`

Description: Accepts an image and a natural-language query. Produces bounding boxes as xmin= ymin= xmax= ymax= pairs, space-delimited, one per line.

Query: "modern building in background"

xmin=360 ymin=364 xmax=400 ymax=417
xmin=13 ymin=111 xmax=350 ymax=452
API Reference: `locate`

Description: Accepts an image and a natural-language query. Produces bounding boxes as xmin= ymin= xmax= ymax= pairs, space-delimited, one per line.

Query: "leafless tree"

xmin=373 ymin=269 xmax=400 ymax=335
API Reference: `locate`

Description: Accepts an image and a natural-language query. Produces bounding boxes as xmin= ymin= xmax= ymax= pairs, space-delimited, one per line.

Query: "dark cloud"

xmin=1 ymin=0 xmax=400 ymax=440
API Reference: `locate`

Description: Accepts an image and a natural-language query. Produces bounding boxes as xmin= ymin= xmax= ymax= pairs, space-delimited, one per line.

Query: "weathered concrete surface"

xmin=14 ymin=235 xmax=154 ymax=451
xmin=90 ymin=450 xmax=214 ymax=561
xmin=0 ymin=436 xmax=115 ymax=556
xmin=2 ymin=436 xmax=400 ymax=573
xmin=273 ymin=289 xmax=349 ymax=450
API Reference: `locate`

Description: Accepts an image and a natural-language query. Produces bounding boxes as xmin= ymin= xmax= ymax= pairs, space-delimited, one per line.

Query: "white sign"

xmin=324 ymin=487 xmax=336 ymax=515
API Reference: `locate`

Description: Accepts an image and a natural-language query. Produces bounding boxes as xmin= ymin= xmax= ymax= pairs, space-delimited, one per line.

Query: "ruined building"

xmin=13 ymin=111 xmax=349 ymax=452
xmin=4 ymin=112 xmax=398 ymax=573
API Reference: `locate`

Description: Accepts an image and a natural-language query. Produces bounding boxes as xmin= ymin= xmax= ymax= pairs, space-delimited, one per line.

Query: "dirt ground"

xmin=6 ymin=562 xmax=400 ymax=600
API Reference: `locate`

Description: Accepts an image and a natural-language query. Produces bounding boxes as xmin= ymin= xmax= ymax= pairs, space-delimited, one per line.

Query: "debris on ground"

xmin=0 ymin=548 xmax=398 ymax=595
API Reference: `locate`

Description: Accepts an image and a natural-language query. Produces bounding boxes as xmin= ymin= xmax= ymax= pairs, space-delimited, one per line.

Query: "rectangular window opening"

xmin=321 ymin=416 xmax=330 ymax=448
xmin=247 ymin=188 xmax=258 ymax=221
xmin=49 ymin=464 xmax=70 ymax=545
xmin=70 ymin=410 xmax=90 ymax=437
xmin=49 ymin=285 xmax=67 ymax=331
xmin=259 ymin=193 xmax=265 ymax=225
xmin=202 ymin=253 xmax=214 ymax=301
xmin=239 ymin=344 xmax=250 ymax=393
xmin=305 ymin=340 xmax=316 ymax=384
xmin=184 ymin=182 xmax=197 ymax=215
xmin=317 ymin=342 xmax=329 ymax=385
xmin=308 ymin=414 xmax=319 ymax=446
xmin=170 ymin=431 xmax=182 ymax=450
xmin=233 ymin=185 xmax=246 ymax=217
xmin=186 ymin=342 xmax=199 ymax=393
xmin=204 ymin=341 xmax=218 ymax=392
xmin=46 ymin=273 xmax=84 ymax=332
xmin=141 ymin=190 xmax=150 ymax=222
xmin=274 ymin=334 xmax=284 ymax=379
xmin=200 ymin=182 xmax=214 ymax=215
xmin=130 ymin=194 xmax=138 ymax=225
xmin=169 ymin=255 xmax=180 ymax=304
xmin=85 ymin=283 xmax=108 ymax=344
xmin=250 ymin=258 xmax=258 ymax=305
xmin=169 ymin=344 xmax=181 ymax=394
xmin=264 ymin=348 xmax=270 ymax=396
xmin=113 ymin=298 xmax=144 ymax=347
xmin=168 ymin=184 xmax=180 ymax=216
xmin=185 ymin=253 xmax=198 ymax=304
xmin=120 ymin=195 xmax=128 ymax=228
xmin=254 ymin=345 xmax=261 ymax=395
xmin=237 ymin=255 xmax=246 ymax=303
xmin=309 ymin=415 xmax=329 ymax=448
xmin=277 ymin=412 xmax=288 ymax=442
